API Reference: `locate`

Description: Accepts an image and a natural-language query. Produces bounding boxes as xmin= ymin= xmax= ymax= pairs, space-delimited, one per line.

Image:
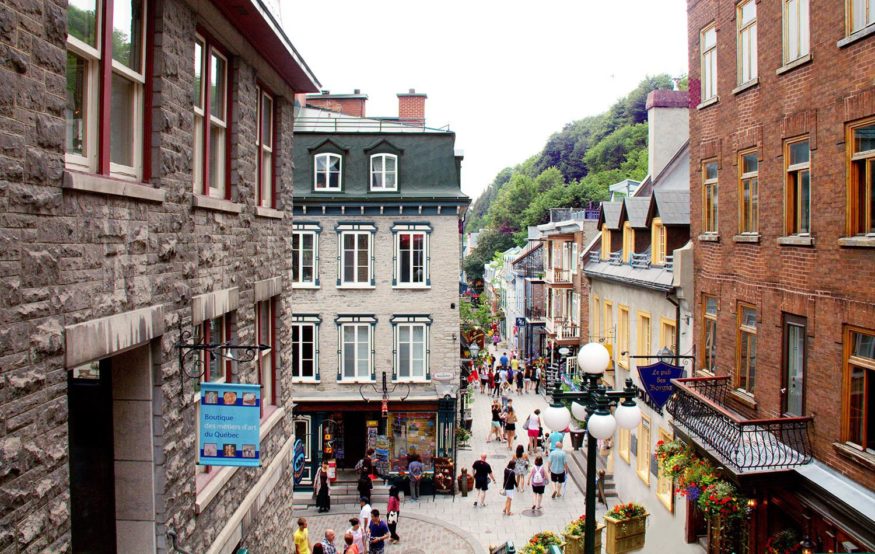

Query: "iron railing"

xmin=546 ymin=267 xmax=572 ymax=284
xmin=666 ymin=376 xmax=813 ymax=473
xmin=295 ymin=117 xmax=450 ymax=133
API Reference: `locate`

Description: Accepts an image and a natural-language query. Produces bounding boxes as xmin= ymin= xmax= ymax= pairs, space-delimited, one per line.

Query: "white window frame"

xmin=339 ymin=230 xmax=373 ymax=287
xmin=339 ymin=322 xmax=373 ymax=382
xmin=783 ymin=0 xmax=810 ymax=64
xmin=292 ymin=318 xmax=320 ymax=382
xmin=395 ymin=323 xmax=428 ymax=381
xmin=370 ymin=153 xmax=398 ymax=191
xmin=737 ymin=0 xmax=758 ymax=85
xmin=292 ymin=229 xmax=319 ymax=288
xmin=848 ymin=0 xmax=875 ymax=34
xmin=314 ymin=153 xmax=342 ymax=191
xmin=65 ymin=0 xmax=146 ymax=180
xmin=701 ymin=24 xmax=718 ymax=102
xmin=394 ymin=230 xmax=429 ymax=287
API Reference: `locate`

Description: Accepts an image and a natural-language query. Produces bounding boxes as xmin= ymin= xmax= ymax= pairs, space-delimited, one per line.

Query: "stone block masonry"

xmin=0 ymin=0 xmax=312 ymax=551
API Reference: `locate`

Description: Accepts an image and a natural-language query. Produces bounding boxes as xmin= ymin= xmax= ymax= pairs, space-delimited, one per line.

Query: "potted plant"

xmin=563 ymin=514 xmax=604 ymax=554
xmin=521 ymin=531 xmax=562 ymax=554
xmin=456 ymin=426 xmax=471 ymax=447
xmin=604 ymin=502 xmax=648 ymax=554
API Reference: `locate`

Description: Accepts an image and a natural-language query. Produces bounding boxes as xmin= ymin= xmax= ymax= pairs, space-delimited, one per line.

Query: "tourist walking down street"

xmin=513 ymin=444 xmax=530 ymax=491
xmin=480 ymin=361 xmax=489 ymax=393
xmin=504 ymin=406 xmax=518 ymax=449
xmin=387 ymin=486 xmax=401 ymax=543
xmin=368 ymin=510 xmax=391 ymax=554
xmin=472 ymin=452 xmax=496 ymax=507
xmin=528 ymin=455 xmax=548 ymax=511
xmin=315 ymin=461 xmax=331 ymax=512
xmin=294 ymin=518 xmax=311 ymax=554
xmin=501 ymin=460 xmax=517 ymax=515
xmin=359 ymin=498 xmax=372 ymax=547
xmin=515 ymin=367 xmax=524 ymax=394
xmin=525 ymin=409 xmax=542 ymax=453
xmin=408 ymin=454 xmax=424 ymax=500
xmin=487 ymin=367 xmax=496 ymax=396
xmin=549 ymin=428 xmax=565 ymax=451
xmin=548 ymin=441 xmax=568 ymax=498
xmin=488 ymin=400 xmax=502 ymax=442
xmin=346 ymin=518 xmax=365 ymax=554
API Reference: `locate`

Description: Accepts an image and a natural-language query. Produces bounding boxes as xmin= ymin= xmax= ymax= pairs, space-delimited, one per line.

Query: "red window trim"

xmin=92 ymin=0 xmax=154 ymax=178
xmin=257 ymin=298 xmax=277 ymax=417
xmin=256 ymin=81 xmax=278 ymax=209
xmin=195 ymin=27 xmax=234 ymax=200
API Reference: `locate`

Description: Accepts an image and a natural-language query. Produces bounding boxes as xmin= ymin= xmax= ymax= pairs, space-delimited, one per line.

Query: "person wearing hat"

xmin=358 ymin=497 xmax=372 ymax=549
xmin=346 ymin=518 xmax=365 ymax=554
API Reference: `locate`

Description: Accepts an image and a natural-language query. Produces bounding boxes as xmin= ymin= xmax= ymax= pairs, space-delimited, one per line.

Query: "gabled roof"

xmin=598 ymin=201 xmax=625 ymax=231
xmin=624 ymin=197 xmax=651 ymax=229
xmin=653 ymin=190 xmax=690 ymax=225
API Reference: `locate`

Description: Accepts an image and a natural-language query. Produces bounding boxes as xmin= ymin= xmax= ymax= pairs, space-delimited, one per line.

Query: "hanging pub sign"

xmin=636 ymin=361 xmax=685 ymax=409
xmin=198 ymin=382 xmax=262 ymax=467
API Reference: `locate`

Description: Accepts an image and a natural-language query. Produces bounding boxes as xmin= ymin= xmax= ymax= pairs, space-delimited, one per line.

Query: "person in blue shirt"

xmin=548 ymin=429 xmax=565 ymax=451
xmin=368 ymin=509 xmax=391 ymax=553
xmin=547 ymin=441 xmax=568 ymax=498
xmin=500 ymin=352 xmax=509 ymax=370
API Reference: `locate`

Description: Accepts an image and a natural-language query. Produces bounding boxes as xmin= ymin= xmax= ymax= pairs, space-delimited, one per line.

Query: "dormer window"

xmin=370 ymin=154 xmax=398 ymax=191
xmin=314 ymin=153 xmax=341 ymax=190
xmin=622 ymin=222 xmax=635 ymax=263
xmin=651 ymin=217 xmax=667 ymax=265
xmin=601 ymin=228 xmax=612 ymax=260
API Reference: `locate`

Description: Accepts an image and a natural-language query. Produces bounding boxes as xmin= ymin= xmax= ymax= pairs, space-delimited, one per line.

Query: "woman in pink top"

xmin=387 ymin=485 xmax=401 ymax=543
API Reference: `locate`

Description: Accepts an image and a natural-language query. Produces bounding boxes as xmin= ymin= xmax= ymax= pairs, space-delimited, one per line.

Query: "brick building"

xmin=289 ymin=92 xmax=468 ymax=486
xmin=681 ymin=0 xmax=875 ymax=551
xmin=0 ymin=0 xmax=318 ymax=552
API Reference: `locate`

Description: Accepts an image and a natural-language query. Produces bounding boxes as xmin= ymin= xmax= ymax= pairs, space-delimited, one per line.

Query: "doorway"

xmin=343 ymin=412 xmax=367 ymax=469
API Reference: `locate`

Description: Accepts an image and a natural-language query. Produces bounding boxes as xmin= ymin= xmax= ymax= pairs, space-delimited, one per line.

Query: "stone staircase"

xmin=293 ymin=470 xmax=391 ymax=512
xmin=566 ymin=446 xmax=618 ymax=506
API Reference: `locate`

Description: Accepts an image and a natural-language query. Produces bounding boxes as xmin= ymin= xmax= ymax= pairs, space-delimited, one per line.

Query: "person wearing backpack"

xmin=527 ymin=455 xmax=547 ymax=511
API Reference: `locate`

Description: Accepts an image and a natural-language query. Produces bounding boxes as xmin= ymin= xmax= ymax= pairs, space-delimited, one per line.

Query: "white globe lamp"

xmin=571 ymin=401 xmax=588 ymax=421
xmin=615 ymin=401 xmax=642 ymax=430
xmin=577 ymin=342 xmax=610 ymax=375
xmin=587 ymin=412 xmax=617 ymax=440
xmin=543 ymin=403 xmax=572 ymax=431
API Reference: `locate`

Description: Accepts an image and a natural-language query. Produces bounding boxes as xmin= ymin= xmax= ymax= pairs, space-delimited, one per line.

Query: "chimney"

xmin=304 ymin=90 xmax=368 ymax=117
xmin=646 ymin=90 xmax=689 ymax=179
xmin=398 ymin=88 xmax=426 ymax=126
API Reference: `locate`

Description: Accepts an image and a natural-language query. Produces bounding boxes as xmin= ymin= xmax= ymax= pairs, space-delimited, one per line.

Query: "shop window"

xmin=844 ymin=327 xmax=875 ymax=453
xmin=66 ymin=0 xmax=147 ymax=179
xmin=847 ymin=119 xmax=875 ymax=237
xmin=387 ymin=412 xmax=437 ymax=473
xmin=736 ymin=304 xmax=758 ymax=395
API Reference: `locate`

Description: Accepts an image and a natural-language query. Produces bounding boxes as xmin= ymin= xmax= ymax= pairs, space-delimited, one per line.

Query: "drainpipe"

xmin=666 ymin=287 xmax=681 ymax=359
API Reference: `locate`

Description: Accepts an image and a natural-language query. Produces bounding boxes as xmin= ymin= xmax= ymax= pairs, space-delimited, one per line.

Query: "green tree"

xmin=463 ymin=229 xmax=515 ymax=282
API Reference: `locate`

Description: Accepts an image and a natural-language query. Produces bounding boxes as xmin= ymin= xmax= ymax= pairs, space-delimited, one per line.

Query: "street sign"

xmin=515 ymin=317 xmax=526 ymax=327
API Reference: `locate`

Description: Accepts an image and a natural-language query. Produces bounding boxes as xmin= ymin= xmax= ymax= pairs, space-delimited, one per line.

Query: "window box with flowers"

xmin=563 ymin=514 xmax=605 ymax=554
xmin=604 ymin=502 xmax=648 ymax=554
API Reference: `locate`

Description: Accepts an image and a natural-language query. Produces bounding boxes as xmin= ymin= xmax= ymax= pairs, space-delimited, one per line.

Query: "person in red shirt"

xmin=386 ymin=485 xmax=401 ymax=543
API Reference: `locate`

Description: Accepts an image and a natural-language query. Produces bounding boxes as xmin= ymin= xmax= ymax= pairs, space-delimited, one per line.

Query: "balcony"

xmin=545 ymin=317 xmax=580 ymax=341
xmin=666 ymin=376 xmax=813 ymax=474
xmin=544 ymin=267 xmax=572 ymax=285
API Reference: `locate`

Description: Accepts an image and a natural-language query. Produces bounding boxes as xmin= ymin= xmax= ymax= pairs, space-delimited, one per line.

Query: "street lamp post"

xmin=542 ymin=342 xmax=642 ymax=554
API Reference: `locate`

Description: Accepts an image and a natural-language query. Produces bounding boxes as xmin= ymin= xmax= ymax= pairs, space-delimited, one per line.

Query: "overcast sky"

xmin=280 ymin=1 xmax=688 ymax=202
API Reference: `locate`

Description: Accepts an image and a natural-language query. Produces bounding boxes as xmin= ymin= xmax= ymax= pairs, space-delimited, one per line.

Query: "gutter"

xmin=665 ymin=287 xmax=681 ymax=357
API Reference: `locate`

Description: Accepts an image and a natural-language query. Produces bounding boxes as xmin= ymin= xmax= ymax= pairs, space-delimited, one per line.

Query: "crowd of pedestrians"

xmin=474 ymin=351 xmax=545 ymax=398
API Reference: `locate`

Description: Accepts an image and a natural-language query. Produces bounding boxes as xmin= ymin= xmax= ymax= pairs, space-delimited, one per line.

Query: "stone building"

xmin=683 ymin=0 xmax=875 ymax=551
xmin=0 ymin=0 xmax=318 ymax=552
xmin=290 ymin=92 xmax=468 ymax=485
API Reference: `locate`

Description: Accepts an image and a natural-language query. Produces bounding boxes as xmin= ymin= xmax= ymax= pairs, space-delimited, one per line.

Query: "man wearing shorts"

xmin=471 ymin=453 xmax=495 ymax=507
xmin=548 ymin=441 xmax=568 ymax=498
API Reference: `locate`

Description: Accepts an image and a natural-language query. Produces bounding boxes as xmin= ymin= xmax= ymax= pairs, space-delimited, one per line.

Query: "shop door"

xmin=68 ymin=359 xmax=117 ymax=553
xmin=344 ymin=412 xmax=367 ymax=469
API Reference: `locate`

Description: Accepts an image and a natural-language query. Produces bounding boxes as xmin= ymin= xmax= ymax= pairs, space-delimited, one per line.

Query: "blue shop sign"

xmin=199 ymin=382 xmax=261 ymax=467
xmin=636 ymin=361 xmax=685 ymax=409
xmin=515 ymin=317 xmax=526 ymax=327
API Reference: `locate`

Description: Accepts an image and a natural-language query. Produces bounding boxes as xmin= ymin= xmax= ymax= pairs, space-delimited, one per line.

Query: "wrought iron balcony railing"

xmin=665 ymin=376 xmax=813 ymax=473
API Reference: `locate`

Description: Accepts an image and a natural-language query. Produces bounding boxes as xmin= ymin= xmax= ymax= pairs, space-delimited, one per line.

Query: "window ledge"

xmin=392 ymin=285 xmax=431 ymax=290
xmin=192 ymin=195 xmax=242 ymax=214
xmin=777 ymin=53 xmax=812 ymax=75
xmin=777 ymin=235 xmax=815 ymax=247
xmin=838 ymin=24 xmax=875 ymax=48
xmin=697 ymin=96 xmax=719 ymax=110
xmin=338 ymin=379 xmax=376 ymax=384
xmin=337 ymin=284 xmax=376 ymax=290
xmin=733 ymin=234 xmax=761 ymax=244
xmin=292 ymin=378 xmax=321 ymax=384
xmin=292 ymin=284 xmax=320 ymax=290
xmin=838 ymin=236 xmax=875 ymax=248
xmin=728 ymin=389 xmax=757 ymax=410
xmin=63 ymin=170 xmax=165 ymax=203
xmin=255 ymin=206 xmax=284 ymax=219
xmin=833 ymin=442 xmax=875 ymax=470
xmin=393 ymin=378 xmax=431 ymax=384
xmin=732 ymin=78 xmax=759 ymax=95
xmin=196 ymin=465 xmax=237 ymax=514
xmin=698 ymin=234 xmax=720 ymax=243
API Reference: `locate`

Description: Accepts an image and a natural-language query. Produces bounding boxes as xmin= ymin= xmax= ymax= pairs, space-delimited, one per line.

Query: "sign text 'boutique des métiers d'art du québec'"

xmin=198 ymin=383 xmax=262 ymax=467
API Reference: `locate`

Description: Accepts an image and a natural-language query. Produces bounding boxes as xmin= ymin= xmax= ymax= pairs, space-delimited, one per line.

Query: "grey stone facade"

xmin=0 ymin=0 xmax=317 ymax=552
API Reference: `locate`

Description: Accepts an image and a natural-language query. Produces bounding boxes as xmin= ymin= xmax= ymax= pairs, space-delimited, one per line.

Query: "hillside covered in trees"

xmin=463 ymin=74 xmax=683 ymax=282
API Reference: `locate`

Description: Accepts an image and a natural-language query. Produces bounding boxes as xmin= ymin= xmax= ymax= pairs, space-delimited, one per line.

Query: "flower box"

xmin=562 ymin=522 xmax=604 ymax=554
xmin=604 ymin=513 xmax=648 ymax=554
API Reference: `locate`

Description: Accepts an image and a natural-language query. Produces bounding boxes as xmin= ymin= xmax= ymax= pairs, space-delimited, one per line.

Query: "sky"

xmin=279 ymin=1 xmax=688 ymax=203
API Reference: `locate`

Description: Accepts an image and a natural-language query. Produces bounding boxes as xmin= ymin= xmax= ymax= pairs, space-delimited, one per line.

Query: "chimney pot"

xmin=321 ymin=89 xmax=330 ymax=95
xmin=409 ymin=88 xmax=415 ymax=94
xmin=354 ymin=89 xmax=360 ymax=94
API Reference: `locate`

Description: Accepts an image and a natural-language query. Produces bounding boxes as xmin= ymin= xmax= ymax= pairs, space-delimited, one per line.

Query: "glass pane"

xmin=110 ymin=73 xmax=135 ymax=167
xmin=706 ymin=297 xmax=718 ymax=315
xmin=261 ymin=95 xmax=272 ymax=147
xmin=66 ymin=52 xmax=87 ymax=156
xmin=853 ymin=0 xmax=866 ymax=31
xmin=259 ymin=302 xmax=270 ymax=344
xmin=786 ymin=323 xmax=804 ymax=415
xmin=705 ymin=161 xmax=718 ymax=180
xmin=704 ymin=27 xmax=716 ymax=48
xmin=742 ymin=307 xmax=757 ymax=327
xmin=373 ymin=156 xmax=383 ymax=172
xmin=739 ymin=336 xmax=749 ymax=390
xmin=788 ymin=0 xmax=799 ymax=60
xmin=112 ymin=0 xmax=144 ymax=72
xmin=848 ymin=367 xmax=865 ymax=444
xmin=748 ymin=334 xmax=757 ymax=391
xmin=193 ymin=115 xmax=203 ymax=190
xmin=329 ymin=155 xmax=340 ymax=171
xmin=210 ymin=53 xmax=226 ymax=120
xmin=870 ymin=160 xmax=875 ymax=234
xmin=208 ymin=317 xmax=223 ymax=381
xmin=741 ymin=0 xmax=755 ymax=25
xmin=68 ymin=0 xmax=98 ymax=48
xmin=800 ymin=0 xmax=809 ymax=56
xmin=209 ymin=123 xmax=225 ymax=191
xmin=743 ymin=153 xmax=757 ymax=174
xmin=751 ymin=23 xmax=758 ymax=78
xmin=750 ymin=177 xmax=758 ymax=233
xmin=800 ymin=170 xmax=810 ymax=233
xmin=386 ymin=156 xmax=397 ymax=174
xmin=789 ymin=140 xmax=809 ymax=165
xmin=853 ymin=332 xmax=875 ymax=360
xmin=854 ymin=125 xmax=875 ymax=154
xmin=741 ymin=31 xmax=750 ymax=82
xmin=316 ymin=155 xmax=327 ymax=171
xmin=261 ymin=151 xmax=272 ymax=205
xmin=193 ymin=41 xmax=203 ymax=107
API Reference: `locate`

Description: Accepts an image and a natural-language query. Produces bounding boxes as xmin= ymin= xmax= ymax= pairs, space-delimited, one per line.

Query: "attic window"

xmin=370 ymin=154 xmax=398 ymax=191
xmin=315 ymin=153 xmax=341 ymax=190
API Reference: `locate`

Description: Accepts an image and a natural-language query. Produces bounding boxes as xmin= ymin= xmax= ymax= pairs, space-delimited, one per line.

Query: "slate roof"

xmin=583 ymin=257 xmax=675 ymax=291
xmin=624 ymin=197 xmax=651 ymax=229
xmin=599 ymin=202 xmax=624 ymax=231
xmin=653 ymin=190 xmax=690 ymax=225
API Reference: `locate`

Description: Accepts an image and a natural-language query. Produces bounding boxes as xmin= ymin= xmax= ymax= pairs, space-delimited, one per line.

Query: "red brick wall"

xmin=398 ymin=94 xmax=426 ymax=125
xmin=688 ymin=0 xmax=875 ymax=490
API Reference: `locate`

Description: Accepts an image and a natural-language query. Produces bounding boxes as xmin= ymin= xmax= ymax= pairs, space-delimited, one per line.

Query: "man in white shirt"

xmin=358 ymin=497 xmax=372 ymax=550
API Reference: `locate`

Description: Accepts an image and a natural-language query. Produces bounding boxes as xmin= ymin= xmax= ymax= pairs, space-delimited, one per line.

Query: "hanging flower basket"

xmin=677 ymin=458 xmax=718 ymax=499
xmin=604 ymin=503 xmax=648 ymax=554
xmin=697 ymin=480 xmax=746 ymax=522
xmin=563 ymin=514 xmax=605 ymax=554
